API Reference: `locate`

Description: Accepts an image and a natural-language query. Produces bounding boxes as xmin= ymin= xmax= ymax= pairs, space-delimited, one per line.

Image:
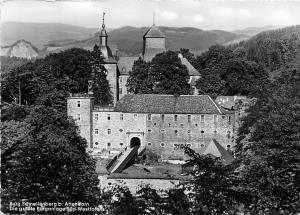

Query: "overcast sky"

xmin=1 ymin=0 xmax=300 ymax=31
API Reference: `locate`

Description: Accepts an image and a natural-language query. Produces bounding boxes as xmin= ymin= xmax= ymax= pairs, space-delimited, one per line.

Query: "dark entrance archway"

xmin=130 ymin=137 xmax=141 ymax=148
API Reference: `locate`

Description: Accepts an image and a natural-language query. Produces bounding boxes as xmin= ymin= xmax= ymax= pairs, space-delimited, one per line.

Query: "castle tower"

xmin=98 ymin=12 xmax=118 ymax=105
xmin=67 ymin=94 xmax=94 ymax=148
xmin=142 ymin=14 xmax=166 ymax=61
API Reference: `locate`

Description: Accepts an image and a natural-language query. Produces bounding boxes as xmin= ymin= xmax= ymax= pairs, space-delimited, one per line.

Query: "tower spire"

xmin=102 ymin=12 xmax=106 ymax=29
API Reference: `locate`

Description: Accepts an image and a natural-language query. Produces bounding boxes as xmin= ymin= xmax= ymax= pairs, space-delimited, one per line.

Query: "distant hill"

xmin=1 ymin=40 xmax=39 ymax=59
xmin=1 ymin=22 xmax=99 ymax=49
xmin=45 ymin=26 xmax=245 ymax=56
xmin=232 ymin=26 xmax=283 ymax=37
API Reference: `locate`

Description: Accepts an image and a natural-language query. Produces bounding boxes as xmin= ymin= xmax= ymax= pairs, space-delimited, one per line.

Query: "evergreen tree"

xmin=90 ymin=45 xmax=113 ymax=105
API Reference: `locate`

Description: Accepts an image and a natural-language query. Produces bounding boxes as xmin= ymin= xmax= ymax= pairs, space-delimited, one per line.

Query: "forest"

xmin=1 ymin=25 xmax=300 ymax=214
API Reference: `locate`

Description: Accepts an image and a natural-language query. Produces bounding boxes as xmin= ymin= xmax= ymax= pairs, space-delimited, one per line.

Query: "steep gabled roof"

xmin=143 ymin=25 xmax=165 ymax=38
xmin=115 ymin=94 xmax=226 ymax=114
xmin=117 ymin=56 xmax=139 ymax=75
xmin=203 ymin=139 xmax=234 ymax=165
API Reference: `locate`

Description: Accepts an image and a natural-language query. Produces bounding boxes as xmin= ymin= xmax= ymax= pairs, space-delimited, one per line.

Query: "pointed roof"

xmin=203 ymin=139 xmax=234 ymax=165
xmin=143 ymin=25 xmax=165 ymax=38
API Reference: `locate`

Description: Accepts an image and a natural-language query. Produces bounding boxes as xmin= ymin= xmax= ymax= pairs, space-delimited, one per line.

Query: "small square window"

xmin=77 ymin=101 xmax=81 ymax=107
xmin=161 ymin=129 xmax=165 ymax=133
xmin=214 ymin=115 xmax=218 ymax=122
xmin=148 ymin=129 xmax=152 ymax=133
xmin=95 ymin=129 xmax=99 ymax=134
xmin=174 ymin=115 xmax=178 ymax=121
xmin=148 ymin=142 xmax=152 ymax=146
xmin=107 ymin=143 xmax=111 ymax=147
xmin=160 ymin=142 xmax=165 ymax=147
xmin=201 ymin=115 xmax=205 ymax=122
xmin=120 ymin=143 xmax=123 ymax=146
xmin=119 ymin=129 xmax=123 ymax=132
xmin=174 ymin=130 xmax=178 ymax=135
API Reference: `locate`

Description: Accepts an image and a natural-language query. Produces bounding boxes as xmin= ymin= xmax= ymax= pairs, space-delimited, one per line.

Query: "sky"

xmin=1 ymin=0 xmax=300 ymax=31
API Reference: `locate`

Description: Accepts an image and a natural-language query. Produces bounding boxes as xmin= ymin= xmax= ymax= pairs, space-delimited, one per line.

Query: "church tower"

xmin=142 ymin=14 xmax=166 ymax=61
xmin=99 ymin=12 xmax=118 ymax=105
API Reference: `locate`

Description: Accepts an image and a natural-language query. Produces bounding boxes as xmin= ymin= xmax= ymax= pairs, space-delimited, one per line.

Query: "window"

xmin=200 ymin=143 xmax=205 ymax=148
xmin=201 ymin=130 xmax=204 ymax=134
xmin=222 ymin=115 xmax=226 ymax=119
xmin=108 ymin=129 xmax=111 ymax=135
xmin=77 ymin=101 xmax=81 ymax=107
xmin=174 ymin=130 xmax=178 ymax=135
xmin=161 ymin=114 xmax=165 ymax=121
xmin=119 ymin=129 xmax=123 ymax=132
xmin=119 ymin=88 xmax=122 ymax=95
xmin=76 ymin=114 xmax=81 ymax=120
xmin=119 ymin=76 xmax=123 ymax=83
xmin=174 ymin=115 xmax=178 ymax=121
xmin=147 ymin=142 xmax=152 ymax=146
xmin=201 ymin=115 xmax=205 ymax=123
xmin=95 ymin=114 xmax=99 ymax=120
xmin=180 ymin=124 xmax=184 ymax=128
xmin=160 ymin=142 xmax=165 ymax=147
xmin=168 ymin=123 xmax=171 ymax=127
xmin=214 ymin=115 xmax=218 ymax=123
xmin=195 ymin=124 xmax=198 ymax=126
xmin=188 ymin=115 xmax=191 ymax=123
xmin=95 ymin=129 xmax=99 ymax=134
xmin=147 ymin=114 xmax=152 ymax=120
xmin=107 ymin=143 xmax=111 ymax=147
xmin=187 ymin=130 xmax=191 ymax=134
xmin=147 ymin=129 xmax=152 ymax=133
xmin=228 ymin=116 xmax=232 ymax=124
xmin=120 ymin=114 xmax=123 ymax=120
xmin=107 ymin=114 xmax=111 ymax=120
xmin=161 ymin=129 xmax=165 ymax=133
xmin=120 ymin=143 xmax=123 ymax=146
xmin=134 ymin=114 xmax=138 ymax=119
xmin=95 ymin=142 xmax=99 ymax=145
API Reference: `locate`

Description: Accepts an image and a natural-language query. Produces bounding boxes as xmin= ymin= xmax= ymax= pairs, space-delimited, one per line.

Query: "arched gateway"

xmin=130 ymin=137 xmax=141 ymax=148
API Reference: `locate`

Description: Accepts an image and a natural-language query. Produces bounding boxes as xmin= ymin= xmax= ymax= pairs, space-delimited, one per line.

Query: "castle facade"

xmin=67 ymin=18 xmax=235 ymax=159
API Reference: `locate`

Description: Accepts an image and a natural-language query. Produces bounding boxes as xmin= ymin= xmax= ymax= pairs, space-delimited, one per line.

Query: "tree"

xmin=236 ymin=69 xmax=300 ymax=214
xmin=222 ymin=59 xmax=271 ymax=97
xmin=127 ymin=51 xmax=191 ymax=95
xmin=90 ymin=45 xmax=113 ymax=105
xmin=1 ymin=105 xmax=100 ymax=213
xmin=194 ymin=45 xmax=234 ymax=97
xmin=126 ymin=57 xmax=152 ymax=94
xmin=150 ymin=51 xmax=191 ymax=95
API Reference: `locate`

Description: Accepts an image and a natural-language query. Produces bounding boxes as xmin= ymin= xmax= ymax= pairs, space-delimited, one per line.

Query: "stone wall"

xmin=118 ymin=75 xmax=129 ymax=99
xmin=92 ymin=112 xmax=147 ymax=151
xmin=145 ymin=38 xmax=165 ymax=49
xmin=105 ymin=63 xmax=118 ymax=105
xmin=67 ymin=96 xmax=93 ymax=148
xmin=145 ymin=113 xmax=235 ymax=157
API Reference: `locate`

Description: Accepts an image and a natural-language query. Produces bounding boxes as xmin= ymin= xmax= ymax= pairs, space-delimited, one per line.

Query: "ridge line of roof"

xmin=207 ymin=95 xmax=223 ymax=114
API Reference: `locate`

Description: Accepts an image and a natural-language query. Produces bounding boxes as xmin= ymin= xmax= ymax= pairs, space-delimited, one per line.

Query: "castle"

xmin=67 ymin=15 xmax=236 ymax=160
